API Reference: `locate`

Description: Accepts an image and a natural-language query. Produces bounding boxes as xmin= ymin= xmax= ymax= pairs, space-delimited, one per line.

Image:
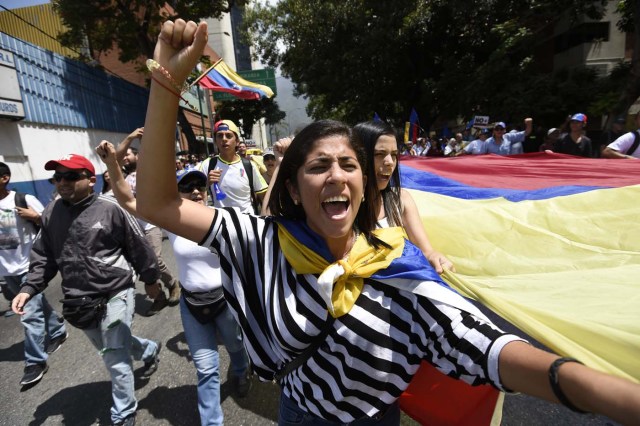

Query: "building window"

xmin=555 ymin=22 xmax=610 ymax=53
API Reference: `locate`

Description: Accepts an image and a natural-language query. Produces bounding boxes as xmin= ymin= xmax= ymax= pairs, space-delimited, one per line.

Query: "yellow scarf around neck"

xmin=278 ymin=225 xmax=406 ymax=317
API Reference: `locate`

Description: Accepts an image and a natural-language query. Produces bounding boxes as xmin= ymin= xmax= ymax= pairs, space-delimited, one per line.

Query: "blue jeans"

xmin=278 ymin=393 xmax=400 ymax=426
xmin=4 ymin=273 xmax=66 ymax=366
xmin=180 ymin=296 xmax=249 ymax=426
xmin=83 ymin=287 xmax=158 ymax=424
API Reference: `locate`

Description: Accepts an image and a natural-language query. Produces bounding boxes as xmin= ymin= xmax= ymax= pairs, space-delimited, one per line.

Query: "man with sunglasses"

xmin=12 ymin=154 xmax=161 ymax=426
xmin=485 ymin=118 xmax=533 ymax=156
xmin=1 ymin=162 xmax=68 ymax=388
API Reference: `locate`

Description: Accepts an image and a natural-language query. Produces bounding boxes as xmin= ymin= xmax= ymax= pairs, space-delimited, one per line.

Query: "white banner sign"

xmin=473 ymin=115 xmax=490 ymax=126
xmin=0 ymin=48 xmax=25 ymax=120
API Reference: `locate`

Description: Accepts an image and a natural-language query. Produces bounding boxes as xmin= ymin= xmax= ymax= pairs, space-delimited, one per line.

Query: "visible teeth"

xmin=323 ymin=195 xmax=348 ymax=203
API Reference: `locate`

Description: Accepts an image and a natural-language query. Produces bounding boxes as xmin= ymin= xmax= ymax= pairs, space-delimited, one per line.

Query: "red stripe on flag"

xmin=401 ymin=152 xmax=640 ymax=190
xmin=400 ymin=362 xmax=500 ymax=426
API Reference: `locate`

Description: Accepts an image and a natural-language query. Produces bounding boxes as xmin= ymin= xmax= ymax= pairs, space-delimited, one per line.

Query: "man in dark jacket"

xmin=12 ymin=154 xmax=161 ymax=426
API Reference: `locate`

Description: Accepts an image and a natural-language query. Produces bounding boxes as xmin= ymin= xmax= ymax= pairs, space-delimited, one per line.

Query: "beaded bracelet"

xmin=150 ymin=76 xmax=198 ymax=111
xmin=548 ymin=357 xmax=588 ymax=413
xmin=146 ymin=59 xmax=189 ymax=94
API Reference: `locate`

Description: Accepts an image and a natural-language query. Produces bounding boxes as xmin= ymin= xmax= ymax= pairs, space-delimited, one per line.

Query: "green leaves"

xmin=245 ymin=0 xmax=634 ymax=129
xmin=53 ymin=0 xmax=236 ymax=62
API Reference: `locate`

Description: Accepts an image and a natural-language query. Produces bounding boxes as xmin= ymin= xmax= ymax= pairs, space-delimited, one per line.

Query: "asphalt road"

xmin=0 ymin=238 xmax=619 ymax=426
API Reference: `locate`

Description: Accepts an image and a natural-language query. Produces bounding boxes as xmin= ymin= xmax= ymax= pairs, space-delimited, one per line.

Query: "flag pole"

xmin=205 ymin=89 xmax=218 ymax=156
xmin=190 ymin=59 xmax=223 ymax=88
xmin=196 ymin=85 xmax=209 ymax=156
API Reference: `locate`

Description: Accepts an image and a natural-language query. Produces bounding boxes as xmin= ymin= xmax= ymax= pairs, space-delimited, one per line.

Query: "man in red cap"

xmin=12 ymin=154 xmax=161 ymax=426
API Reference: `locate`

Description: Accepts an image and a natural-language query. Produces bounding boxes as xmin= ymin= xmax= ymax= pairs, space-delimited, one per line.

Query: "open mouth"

xmin=321 ymin=195 xmax=350 ymax=219
xmin=377 ymin=171 xmax=392 ymax=181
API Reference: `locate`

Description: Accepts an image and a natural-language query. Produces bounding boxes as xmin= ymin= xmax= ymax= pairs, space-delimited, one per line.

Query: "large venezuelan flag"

xmin=398 ymin=152 xmax=640 ymax=425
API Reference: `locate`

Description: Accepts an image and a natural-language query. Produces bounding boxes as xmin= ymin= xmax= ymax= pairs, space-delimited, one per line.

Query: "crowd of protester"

xmin=401 ymin=112 xmax=640 ymax=160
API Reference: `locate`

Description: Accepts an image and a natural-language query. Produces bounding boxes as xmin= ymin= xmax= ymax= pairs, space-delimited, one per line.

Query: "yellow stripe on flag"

xmin=409 ymin=185 xmax=640 ymax=382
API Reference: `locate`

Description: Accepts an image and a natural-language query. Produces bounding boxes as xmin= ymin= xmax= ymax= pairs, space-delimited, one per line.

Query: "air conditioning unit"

xmin=586 ymin=63 xmax=609 ymax=77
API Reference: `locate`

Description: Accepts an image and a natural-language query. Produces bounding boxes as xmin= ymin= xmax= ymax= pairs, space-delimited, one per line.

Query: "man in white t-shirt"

xmin=199 ymin=120 xmax=268 ymax=213
xmin=602 ymin=111 xmax=640 ymax=159
xmin=458 ymin=128 xmax=490 ymax=155
xmin=0 ymin=162 xmax=67 ymax=387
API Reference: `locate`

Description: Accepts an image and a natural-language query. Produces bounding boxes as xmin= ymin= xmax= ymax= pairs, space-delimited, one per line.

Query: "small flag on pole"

xmin=194 ymin=60 xmax=274 ymax=100
xmin=404 ymin=108 xmax=420 ymax=143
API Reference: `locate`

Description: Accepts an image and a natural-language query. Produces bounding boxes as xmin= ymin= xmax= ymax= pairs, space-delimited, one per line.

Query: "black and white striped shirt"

xmin=202 ymin=208 xmax=520 ymax=423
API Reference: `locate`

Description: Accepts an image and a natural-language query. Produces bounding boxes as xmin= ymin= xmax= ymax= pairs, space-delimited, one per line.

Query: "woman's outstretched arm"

xmin=499 ymin=341 xmax=640 ymax=425
xmin=136 ymin=20 xmax=216 ymax=243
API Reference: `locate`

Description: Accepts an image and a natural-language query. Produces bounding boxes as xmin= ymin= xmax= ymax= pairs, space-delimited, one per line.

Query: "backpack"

xmin=207 ymin=156 xmax=259 ymax=214
xmin=14 ymin=192 xmax=40 ymax=232
xmin=625 ymin=131 xmax=640 ymax=157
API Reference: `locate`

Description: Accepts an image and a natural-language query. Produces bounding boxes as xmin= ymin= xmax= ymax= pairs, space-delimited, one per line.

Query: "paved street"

xmin=0 ymin=238 xmax=618 ymax=425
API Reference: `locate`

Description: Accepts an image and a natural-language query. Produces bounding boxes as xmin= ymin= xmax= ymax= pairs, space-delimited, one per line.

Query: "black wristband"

xmin=548 ymin=357 xmax=588 ymax=414
xmin=144 ymin=282 xmax=159 ymax=286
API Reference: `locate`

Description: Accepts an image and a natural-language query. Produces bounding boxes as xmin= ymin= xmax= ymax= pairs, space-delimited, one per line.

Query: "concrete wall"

xmin=0 ymin=120 xmax=126 ymax=205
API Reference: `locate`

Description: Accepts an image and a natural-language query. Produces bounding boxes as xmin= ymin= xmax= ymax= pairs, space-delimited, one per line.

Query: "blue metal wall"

xmin=0 ymin=32 xmax=148 ymax=132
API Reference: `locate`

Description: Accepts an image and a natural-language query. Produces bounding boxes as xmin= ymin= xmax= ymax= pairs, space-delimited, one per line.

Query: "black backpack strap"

xmin=241 ymin=157 xmax=258 ymax=214
xmin=14 ymin=192 xmax=40 ymax=231
xmin=207 ymin=156 xmax=218 ymax=202
xmin=625 ymin=131 xmax=640 ymax=156
xmin=14 ymin=192 xmax=28 ymax=209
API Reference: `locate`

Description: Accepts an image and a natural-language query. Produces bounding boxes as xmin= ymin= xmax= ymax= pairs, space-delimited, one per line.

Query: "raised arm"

xmin=523 ymin=117 xmax=533 ymax=136
xmin=96 ymin=140 xmax=138 ymax=216
xmin=400 ymin=189 xmax=454 ymax=273
xmin=116 ymin=127 xmax=144 ymax=163
xmin=136 ymin=20 xmax=217 ymax=242
xmin=260 ymin=136 xmax=291 ymax=215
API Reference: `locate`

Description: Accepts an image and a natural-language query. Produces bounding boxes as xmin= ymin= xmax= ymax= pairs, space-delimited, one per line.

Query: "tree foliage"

xmin=215 ymin=97 xmax=286 ymax=137
xmin=53 ymin=0 xmax=284 ymax=142
xmin=53 ymin=0 xmax=241 ymax=62
xmin=245 ymin=0 xmax=638 ymax=130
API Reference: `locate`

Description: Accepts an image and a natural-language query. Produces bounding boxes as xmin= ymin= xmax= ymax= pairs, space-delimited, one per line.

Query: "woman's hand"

xmin=153 ymin=19 xmax=211 ymax=85
xmin=96 ymin=140 xmax=118 ymax=166
xmin=426 ymin=251 xmax=455 ymax=274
